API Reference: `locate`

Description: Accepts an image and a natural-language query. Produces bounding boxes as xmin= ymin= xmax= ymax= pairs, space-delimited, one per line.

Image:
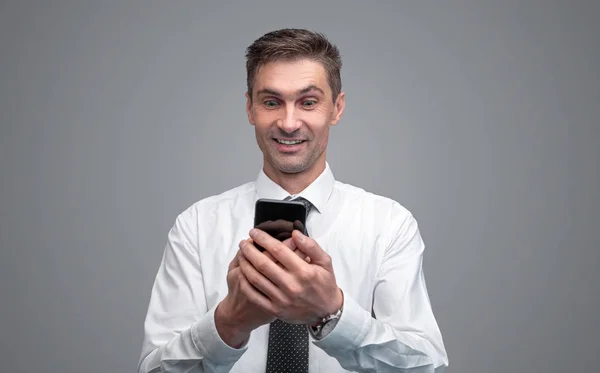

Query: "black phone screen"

xmin=253 ymin=198 xmax=307 ymax=251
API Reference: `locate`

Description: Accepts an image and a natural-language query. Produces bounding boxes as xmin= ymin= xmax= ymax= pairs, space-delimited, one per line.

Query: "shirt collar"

xmin=255 ymin=162 xmax=335 ymax=213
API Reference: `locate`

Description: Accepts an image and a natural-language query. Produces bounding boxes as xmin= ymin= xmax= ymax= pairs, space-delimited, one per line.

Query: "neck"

xmin=263 ymin=158 xmax=326 ymax=195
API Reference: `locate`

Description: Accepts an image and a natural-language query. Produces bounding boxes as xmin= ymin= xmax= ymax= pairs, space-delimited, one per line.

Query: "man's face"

xmin=246 ymin=59 xmax=344 ymax=175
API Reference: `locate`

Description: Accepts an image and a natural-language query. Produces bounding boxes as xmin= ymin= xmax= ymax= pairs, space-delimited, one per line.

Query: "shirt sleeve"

xmin=312 ymin=204 xmax=449 ymax=372
xmin=137 ymin=208 xmax=248 ymax=373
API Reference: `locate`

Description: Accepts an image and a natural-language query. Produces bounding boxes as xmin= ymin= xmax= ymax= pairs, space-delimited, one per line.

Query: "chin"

xmin=271 ymin=158 xmax=311 ymax=174
xmin=276 ymin=163 xmax=309 ymax=174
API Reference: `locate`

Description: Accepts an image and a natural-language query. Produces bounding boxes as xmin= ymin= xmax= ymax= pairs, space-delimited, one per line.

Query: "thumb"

xmin=282 ymin=237 xmax=297 ymax=250
xmin=283 ymin=236 xmax=311 ymax=262
xmin=292 ymin=230 xmax=329 ymax=267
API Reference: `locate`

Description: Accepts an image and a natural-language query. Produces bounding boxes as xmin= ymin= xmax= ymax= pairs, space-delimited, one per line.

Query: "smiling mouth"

xmin=275 ymin=139 xmax=305 ymax=145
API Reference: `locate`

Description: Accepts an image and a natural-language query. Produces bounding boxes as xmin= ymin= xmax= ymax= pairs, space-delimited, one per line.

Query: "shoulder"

xmin=333 ymin=179 xmax=414 ymax=221
xmin=332 ymin=179 xmax=420 ymax=250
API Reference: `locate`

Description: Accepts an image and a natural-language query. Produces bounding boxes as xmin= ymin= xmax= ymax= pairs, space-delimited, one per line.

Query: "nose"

xmin=277 ymin=103 xmax=302 ymax=134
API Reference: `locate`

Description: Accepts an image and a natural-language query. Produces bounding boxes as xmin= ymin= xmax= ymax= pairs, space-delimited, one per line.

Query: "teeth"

xmin=277 ymin=139 xmax=303 ymax=145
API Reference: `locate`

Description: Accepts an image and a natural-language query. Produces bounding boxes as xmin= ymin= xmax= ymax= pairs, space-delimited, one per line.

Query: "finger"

xmin=292 ymin=230 xmax=329 ymax=266
xmin=237 ymin=268 xmax=277 ymax=315
xmin=282 ymin=237 xmax=296 ymax=250
xmin=294 ymin=248 xmax=311 ymax=263
xmin=261 ymin=251 xmax=287 ymax=269
xmin=283 ymin=237 xmax=309 ymax=261
xmin=262 ymin=250 xmax=276 ymax=261
xmin=248 ymin=237 xmax=309 ymax=264
xmin=255 ymin=237 xmax=302 ymax=267
xmin=281 ymin=238 xmax=310 ymax=262
xmin=255 ymin=238 xmax=279 ymax=261
xmin=229 ymin=243 xmax=244 ymax=271
xmin=253 ymin=240 xmax=286 ymax=268
xmin=250 ymin=228 xmax=306 ymax=271
xmin=239 ymin=253 xmax=286 ymax=305
xmin=241 ymin=236 xmax=291 ymax=286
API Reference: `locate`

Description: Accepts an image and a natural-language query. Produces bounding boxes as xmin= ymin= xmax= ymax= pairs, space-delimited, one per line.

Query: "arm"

xmin=137 ymin=210 xmax=247 ymax=373
xmin=313 ymin=208 xmax=449 ymax=372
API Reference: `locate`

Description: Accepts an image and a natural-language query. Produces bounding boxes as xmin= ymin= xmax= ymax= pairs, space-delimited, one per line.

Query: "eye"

xmin=264 ymin=100 xmax=279 ymax=108
xmin=302 ymin=100 xmax=317 ymax=108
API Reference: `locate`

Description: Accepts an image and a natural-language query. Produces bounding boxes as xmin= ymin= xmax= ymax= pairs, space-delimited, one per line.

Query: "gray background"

xmin=1 ymin=1 xmax=598 ymax=372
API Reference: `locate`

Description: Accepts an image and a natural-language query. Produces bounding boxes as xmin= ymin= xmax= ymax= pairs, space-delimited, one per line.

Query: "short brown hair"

xmin=245 ymin=28 xmax=342 ymax=102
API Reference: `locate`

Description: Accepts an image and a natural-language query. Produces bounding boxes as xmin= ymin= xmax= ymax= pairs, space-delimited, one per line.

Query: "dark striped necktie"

xmin=265 ymin=196 xmax=312 ymax=373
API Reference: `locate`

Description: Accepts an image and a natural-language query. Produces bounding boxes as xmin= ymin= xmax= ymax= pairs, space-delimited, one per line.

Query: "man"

xmin=138 ymin=28 xmax=448 ymax=373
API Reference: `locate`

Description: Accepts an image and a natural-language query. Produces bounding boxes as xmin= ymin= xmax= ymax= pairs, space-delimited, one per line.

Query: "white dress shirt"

xmin=138 ymin=163 xmax=448 ymax=373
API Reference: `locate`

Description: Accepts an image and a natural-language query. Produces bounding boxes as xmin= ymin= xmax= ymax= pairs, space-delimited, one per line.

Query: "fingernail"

xmin=249 ymin=228 xmax=257 ymax=238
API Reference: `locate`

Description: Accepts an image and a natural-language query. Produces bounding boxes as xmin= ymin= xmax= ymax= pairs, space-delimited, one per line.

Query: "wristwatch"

xmin=308 ymin=307 xmax=343 ymax=340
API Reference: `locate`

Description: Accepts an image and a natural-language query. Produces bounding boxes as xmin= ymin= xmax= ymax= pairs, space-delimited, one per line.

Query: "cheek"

xmin=254 ymin=126 xmax=270 ymax=145
xmin=252 ymin=110 xmax=274 ymax=127
xmin=310 ymin=124 xmax=330 ymax=149
xmin=300 ymin=110 xmax=330 ymax=128
xmin=318 ymin=128 xmax=330 ymax=144
xmin=253 ymin=110 xmax=279 ymax=129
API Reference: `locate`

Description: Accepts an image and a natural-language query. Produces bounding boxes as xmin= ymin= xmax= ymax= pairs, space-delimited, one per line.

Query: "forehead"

xmin=253 ymin=59 xmax=330 ymax=96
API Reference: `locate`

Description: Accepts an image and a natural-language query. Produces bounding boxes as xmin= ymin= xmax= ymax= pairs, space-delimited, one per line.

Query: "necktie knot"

xmin=284 ymin=196 xmax=313 ymax=218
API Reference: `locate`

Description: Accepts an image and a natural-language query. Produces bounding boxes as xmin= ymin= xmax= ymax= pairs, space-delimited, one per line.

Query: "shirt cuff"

xmin=312 ymin=293 xmax=371 ymax=354
xmin=190 ymin=304 xmax=248 ymax=365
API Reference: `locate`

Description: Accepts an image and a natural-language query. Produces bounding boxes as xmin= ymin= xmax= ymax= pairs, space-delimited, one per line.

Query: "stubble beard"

xmin=264 ymin=141 xmax=323 ymax=175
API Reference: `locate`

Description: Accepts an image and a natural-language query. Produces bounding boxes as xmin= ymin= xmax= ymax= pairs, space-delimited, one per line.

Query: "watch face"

xmin=320 ymin=319 xmax=339 ymax=338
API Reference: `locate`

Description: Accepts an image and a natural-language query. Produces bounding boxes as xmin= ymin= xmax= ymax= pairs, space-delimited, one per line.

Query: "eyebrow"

xmin=256 ymin=85 xmax=325 ymax=98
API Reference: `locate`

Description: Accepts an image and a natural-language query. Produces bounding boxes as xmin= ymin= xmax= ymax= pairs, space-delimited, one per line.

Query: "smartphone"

xmin=253 ymin=198 xmax=307 ymax=251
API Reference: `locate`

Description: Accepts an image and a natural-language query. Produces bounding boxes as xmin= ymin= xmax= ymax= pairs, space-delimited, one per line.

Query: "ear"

xmin=245 ymin=91 xmax=255 ymax=126
xmin=330 ymin=91 xmax=345 ymax=126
